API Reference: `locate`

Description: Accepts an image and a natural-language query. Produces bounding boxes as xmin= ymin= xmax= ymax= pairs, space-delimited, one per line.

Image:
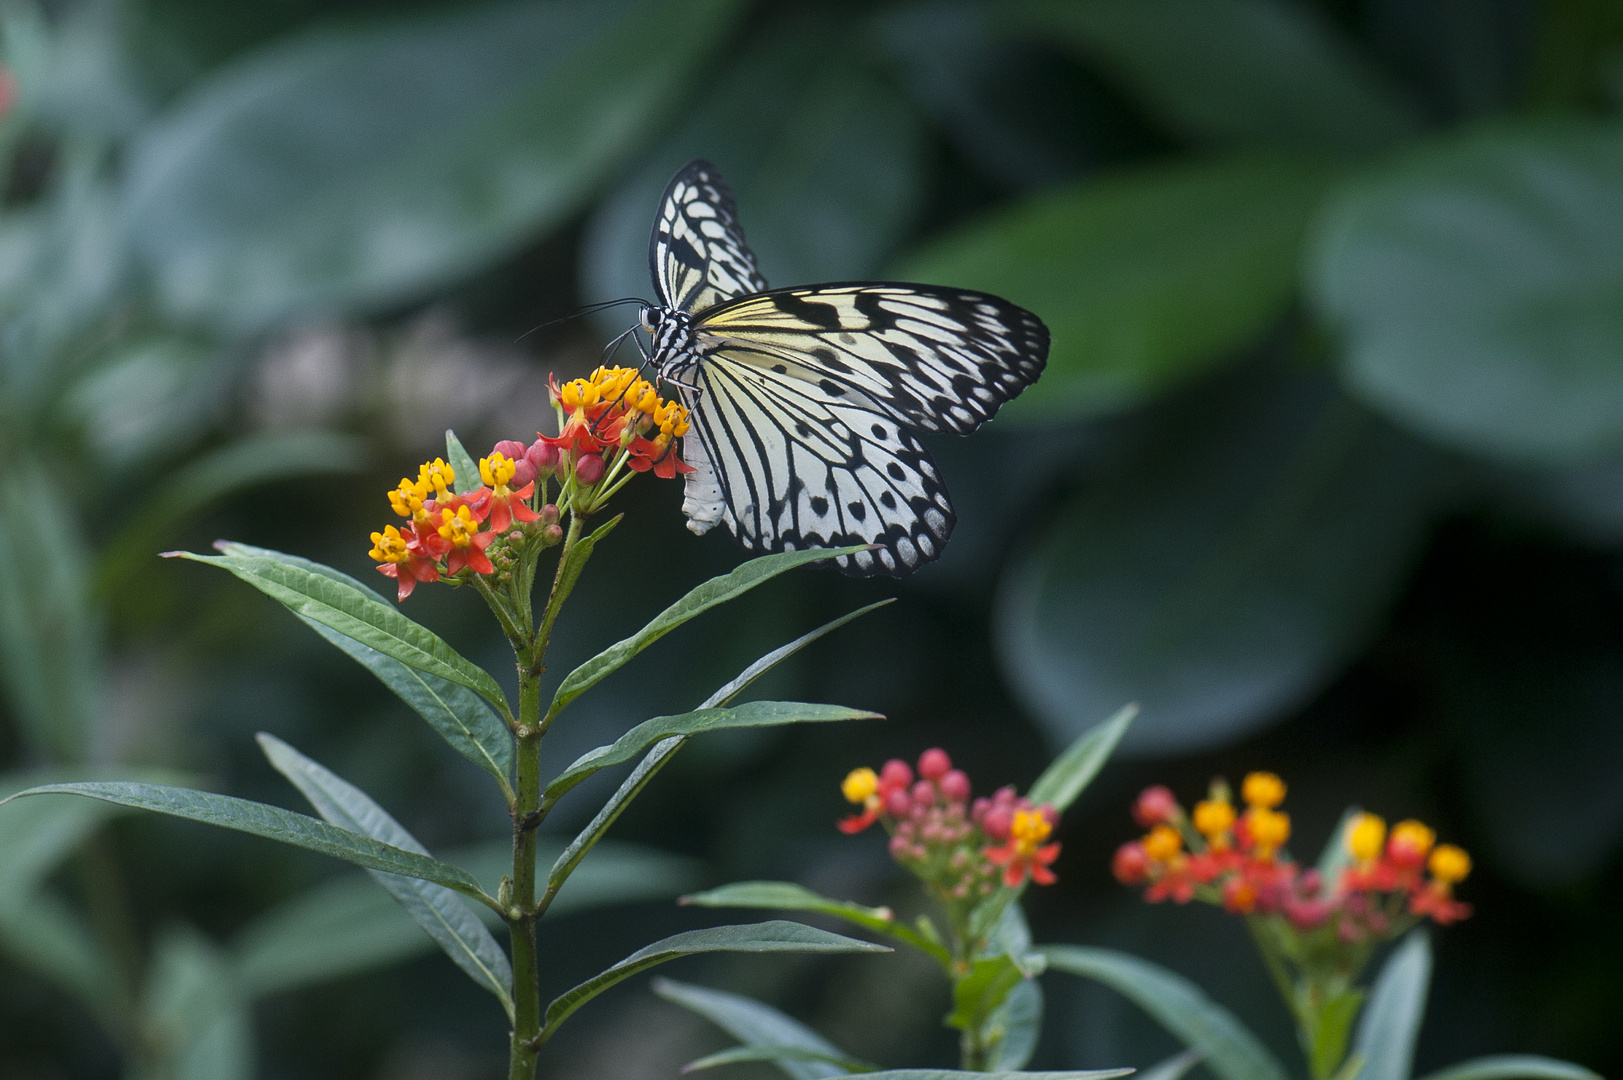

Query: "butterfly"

xmin=634 ymin=159 xmax=1048 ymax=577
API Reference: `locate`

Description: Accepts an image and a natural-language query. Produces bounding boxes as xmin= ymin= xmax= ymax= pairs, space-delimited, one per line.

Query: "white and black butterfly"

xmin=634 ymin=159 xmax=1048 ymax=577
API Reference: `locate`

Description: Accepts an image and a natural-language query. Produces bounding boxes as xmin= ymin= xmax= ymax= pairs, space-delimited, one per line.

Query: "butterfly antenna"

xmin=515 ymin=297 xmax=646 ymax=343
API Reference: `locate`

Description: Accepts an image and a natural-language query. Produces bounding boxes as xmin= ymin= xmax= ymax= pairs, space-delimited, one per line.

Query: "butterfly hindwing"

xmin=693 ymin=284 xmax=1048 ymax=434
xmin=650 ymin=159 xmax=768 ymax=315
xmin=681 ymin=347 xmax=955 ymax=577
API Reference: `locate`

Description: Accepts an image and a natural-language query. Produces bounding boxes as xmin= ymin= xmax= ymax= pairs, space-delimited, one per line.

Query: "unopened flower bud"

xmin=542 ymin=523 xmax=564 ymax=545
xmin=888 ymin=834 xmax=911 ymax=859
xmin=575 ymin=452 xmax=605 ymax=485
xmin=884 ymin=788 xmax=911 ymax=817
xmin=526 ymin=439 xmax=560 ymax=478
xmin=538 ymin=503 xmax=560 ymax=525
xmin=911 ymin=780 xmax=935 ymax=807
xmin=1112 ymin=841 xmax=1151 ymax=884
xmin=940 ymin=769 xmax=971 ymax=803
xmin=918 ymin=747 xmax=951 ymax=781
xmin=880 ymin=759 xmax=913 ymax=790
xmin=983 ymin=805 xmax=1013 ymax=841
xmin=1133 ymin=785 xmax=1180 ymax=827
xmin=970 ymin=797 xmax=990 ymax=823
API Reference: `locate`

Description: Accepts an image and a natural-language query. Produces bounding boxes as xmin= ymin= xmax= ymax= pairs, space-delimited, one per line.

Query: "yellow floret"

xmin=1242 ymin=771 xmax=1286 ymax=809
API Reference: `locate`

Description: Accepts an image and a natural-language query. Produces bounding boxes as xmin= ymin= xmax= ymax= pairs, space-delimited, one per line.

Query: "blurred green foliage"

xmin=0 ymin=0 xmax=1618 ymax=1077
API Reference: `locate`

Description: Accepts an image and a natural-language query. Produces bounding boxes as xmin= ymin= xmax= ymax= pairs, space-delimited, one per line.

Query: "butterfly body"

xmin=640 ymin=160 xmax=1048 ymax=577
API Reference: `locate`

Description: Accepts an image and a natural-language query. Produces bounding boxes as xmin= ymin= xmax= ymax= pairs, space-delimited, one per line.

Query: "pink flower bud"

xmin=918 ymin=747 xmax=951 ymax=781
xmin=1112 ymin=841 xmax=1151 ymax=884
xmin=911 ymin=781 xmax=936 ymax=807
xmin=993 ymin=785 xmax=1017 ymax=806
xmin=542 ymin=523 xmax=564 ymax=545
xmin=884 ymin=788 xmax=911 ymax=818
xmin=921 ymin=822 xmax=943 ymax=842
xmin=983 ymin=805 xmax=1013 ymax=842
xmin=574 ymin=452 xmax=605 ymax=485
xmin=970 ymin=797 xmax=990 ymax=823
xmin=493 ymin=439 xmax=527 ymax=460
xmin=526 ymin=439 xmax=560 ymax=477
xmin=1037 ymin=803 xmax=1059 ymax=827
xmin=538 ymin=503 xmax=560 ymax=525
xmin=1133 ymin=785 xmax=1179 ymax=827
xmin=940 ymin=769 xmax=971 ymax=803
xmin=880 ymin=759 xmax=914 ymax=790
xmin=889 ymin=834 xmax=911 ymax=859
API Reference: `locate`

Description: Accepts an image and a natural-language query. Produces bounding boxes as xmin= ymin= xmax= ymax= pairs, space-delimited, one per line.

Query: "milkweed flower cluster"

xmin=368 ymin=444 xmax=559 ymax=601
xmin=1112 ymin=773 xmax=1472 ymax=942
xmin=839 ymin=748 xmax=1061 ymax=897
xmin=540 ymin=365 xmax=694 ymax=513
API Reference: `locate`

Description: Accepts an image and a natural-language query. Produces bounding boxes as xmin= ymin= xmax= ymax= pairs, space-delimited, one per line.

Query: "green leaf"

xmin=985 ymin=978 xmax=1044 ymax=1072
xmin=1021 ymin=0 xmax=1419 ymax=153
xmin=96 ymin=430 xmax=367 ymax=596
xmin=855 ymin=1073 xmax=1131 ymax=1079
xmin=298 ymin=617 xmax=514 ymax=796
xmin=997 ymin=371 xmax=1446 ymax=755
xmin=1316 ymin=808 xmax=1364 ymax=889
xmin=1 ymin=782 xmax=489 ymax=899
xmin=1309 ymin=121 xmax=1623 ymax=465
xmin=140 ymin=927 xmax=254 ymax=1080
xmin=680 ymin=881 xmax=945 ymax=962
xmin=682 ymin=1045 xmax=879 ymax=1075
xmin=545 ymin=701 xmax=879 ymax=802
xmin=1040 ymin=945 xmax=1290 ymax=1080
xmin=655 ymin=976 xmax=864 ymax=1080
xmin=1308 ymin=989 xmax=1366 ymax=1080
xmin=173 ymin=545 xmax=511 ymax=718
xmin=582 ymin=9 xmax=925 ymax=315
xmin=547 ymin=602 xmax=889 ymax=896
xmin=123 ymin=0 xmax=750 ymax=334
xmin=0 ymin=462 xmax=100 ymax=760
xmin=1026 ymin=703 xmax=1136 ymax=811
xmin=543 ymin=921 xmax=887 ymax=1039
xmin=947 ymin=954 xmax=1027 ymax=1032
xmin=0 ymin=772 xmax=126 ymax=904
xmin=445 ymin=429 xmax=481 ymax=495
xmin=0 ymin=891 xmax=122 ymax=1029
xmin=1413 ymin=1057 xmax=1602 ymax=1080
xmin=1352 ymin=931 xmax=1432 ymax=1080
xmin=546 ymin=546 xmax=866 ymax=719
xmin=1139 ymin=1050 xmax=1205 ymax=1080
xmin=894 ymin=155 xmax=1331 ymax=421
xmin=257 ymin=734 xmax=513 ymax=1016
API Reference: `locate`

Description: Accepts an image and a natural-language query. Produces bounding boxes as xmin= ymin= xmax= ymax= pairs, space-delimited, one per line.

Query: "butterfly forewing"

xmin=650 ymin=159 xmax=768 ymax=315
xmin=683 ymin=348 xmax=955 ymax=577
xmin=694 ymin=284 xmax=1049 ymax=434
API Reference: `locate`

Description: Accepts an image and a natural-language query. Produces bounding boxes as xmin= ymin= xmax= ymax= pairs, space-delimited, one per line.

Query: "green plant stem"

xmin=1246 ymin=917 xmax=1323 ymax=1075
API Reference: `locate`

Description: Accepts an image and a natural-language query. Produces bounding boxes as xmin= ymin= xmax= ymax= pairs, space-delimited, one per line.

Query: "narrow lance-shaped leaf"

xmin=545 ymin=545 xmax=867 ymax=720
xmin=1138 ymin=1050 xmax=1206 ymax=1080
xmin=1027 ymin=703 xmax=1137 ymax=811
xmin=854 ymin=1072 xmax=1131 ymax=1079
xmin=257 ymin=734 xmax=513 ymax=1017
xmin=445 ymin=429 xmax=481 ymax=494
xmin=655 ymin=977 xmax=857 ymax=1080
xmin=542 ymin=922 xmax=888 ymax=1039
xmin=1040 ymin=945 xmax=1290 ymax=1080
xmin=546 ymin=602 xmax=891 ymax=896
xmin=1413 ymin=1057 xmax=1602 ymax=1080
xmin=171 ymin=545 xmax=511 ymax=718
xmin=984 ymin=978 xmax=1044 ymax=1072
xmin=545 ymin=701 xmax=880 ymax=802
xmin=681 ymin=881 xmax=946 ymax=963
xmin=0 ymin=783 xmax=490 ymax=900
xmin=682 ymin=1045 xmax=879 ymax=1075
xmin=1352 ymin=930 xmax=1432 ymax=1080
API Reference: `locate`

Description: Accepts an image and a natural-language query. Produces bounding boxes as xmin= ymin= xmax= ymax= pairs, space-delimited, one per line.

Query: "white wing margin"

xmin=649 ymin=159 xmax=769 ymax=316
xmin=694 ymin=283 xmax=1048 ymax=434
xmin=683 ymin=348 xmax=956 ymax=578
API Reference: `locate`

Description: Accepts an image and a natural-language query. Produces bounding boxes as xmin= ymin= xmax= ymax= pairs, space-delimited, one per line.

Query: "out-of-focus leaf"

xmin=1040 ymin=945 xmax=1290 ymax=1080
xmin=541 ymin=922 xmax=888 ymax=1037
xmin=656 ymin=977 xmax=858 ymax=1080
xmin=997 ymin=371 xmax=1445 ymax=755
xmin=680 ymin=881 xmax=944 ymax=961
xmin=1309 ymin=122 xmax=1623 ymax=465
xmin=1026 ymin=703 xmax=1136 ymax=811
xmin=546 ymin=546 xmax=865 ymax=720
xmin=894 ymin=157 xmax=1330 ymax=421
xmin=582 ymin=8 xmax=924 ymax=312
xmin=0 ymin=772 xmax=128 ymax=903
xmin=0 ymin=891 xmax=122 ymax=1028
xmin=1352 ymin=932 xmax=1432 ymax=1080
xmin=547 ymin=602 xmax=888 ymax=895
xmin=1413 ymin=1057 xmax=1602 ymax=1080
xmin=445 ymin=428 xmax=481 ymax=495
xmin=258 ymin=734 xmax=512 ymax=1016
xmin=124 ymin=0 xmax=748 ymax=335
xmin=1021 ymin=0 xmax=1420 ymax=153
xmin=1 ymin=782 xmax=489 ymax=897
xmin=172 ymin=545 xmax=511 ymax=717
xmin=97 ymin=430 xmax=367 ymax=596
xmin=1308 ymin=989 xmax=1366 ymax=1080
xmin=298 ymin=617 xmax=514 ymax=796
xmin=947 ymin=954 xmax=1027 ymax=1033
xmin=139 ymin=927 xmax=253 ymax=1080
xmin=856 ymin=1072 xmax=1131 ymax=1079
xmin=545 ymin=702 xmax=879 ymax=802
xmin=1138 ymin=1050 xmax=1205 ymax=1080
xmin=985 ymin=977 xmax=1044 ymax=1072
xmin=63 ymin=335 xmax=228 ymax=471
xmin=0 ymin=463 xmax=101 ymax=760
xmin=1316 ymin=808 xmax=1363 ymax=886
xmin=682 ymin=1044 xmax=878 ymax=1074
